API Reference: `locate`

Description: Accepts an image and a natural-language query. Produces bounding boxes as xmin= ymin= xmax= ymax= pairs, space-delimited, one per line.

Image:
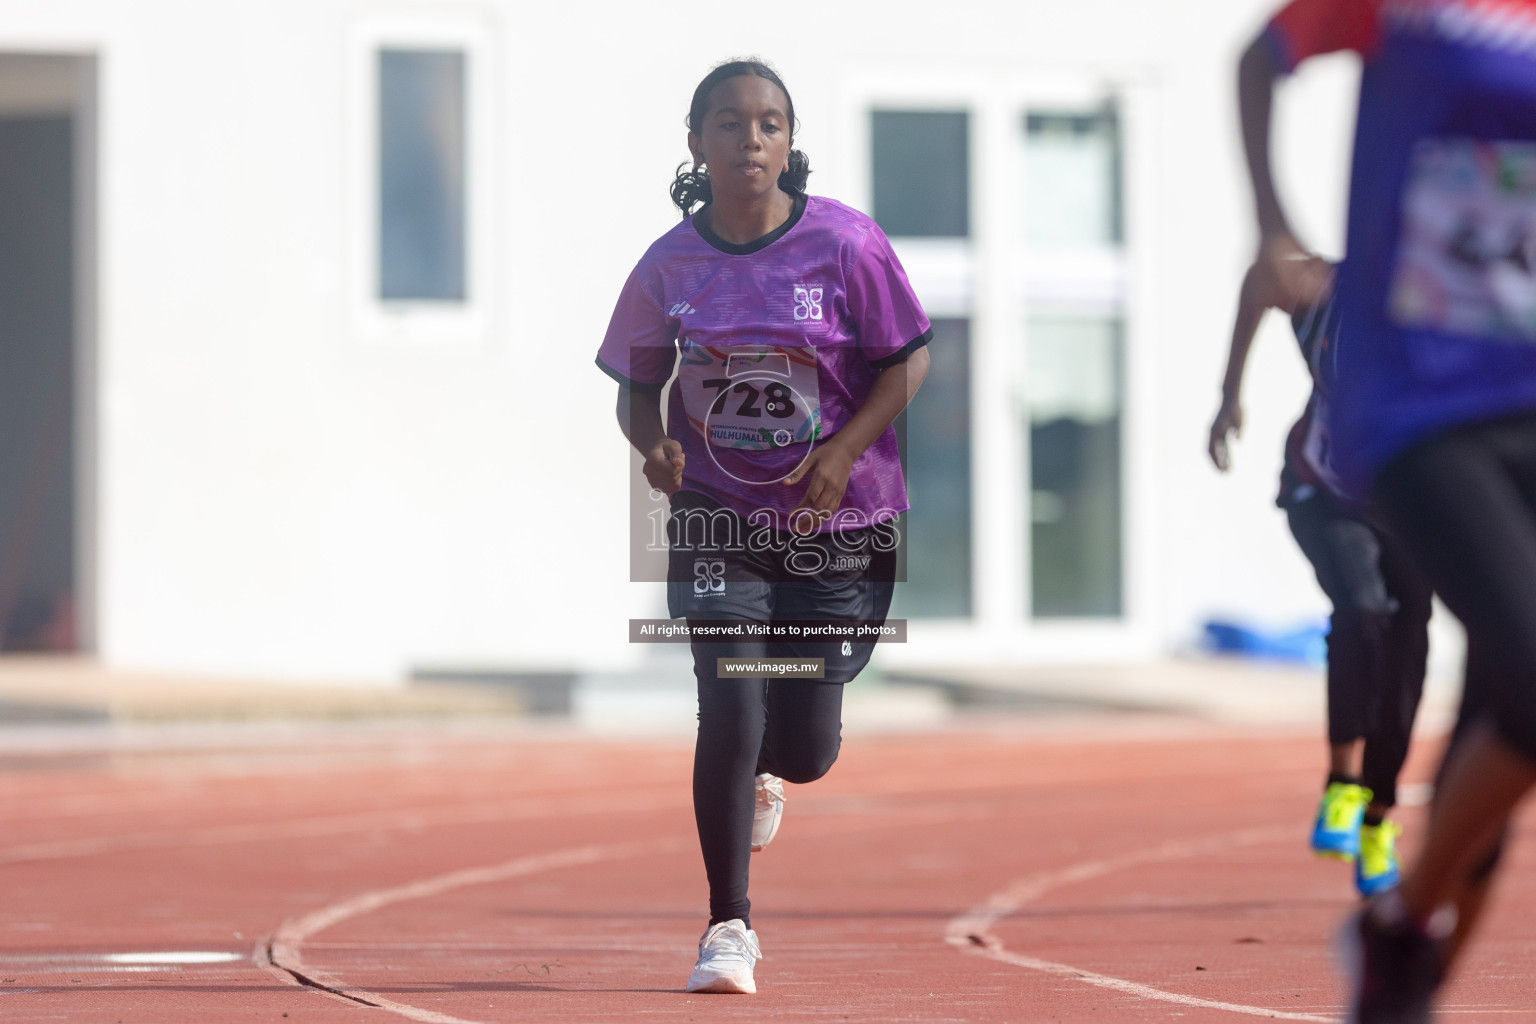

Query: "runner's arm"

xmin=1240 ymin=37 xmax=1293 ymax=244
xmin=1238 ymin=32 xmax=1332 ymax=308
xmin=820 ymin=346 xmax=929 ymax=465
xmin=616 ymin=385 xmax=685 ymax=494
xmin=784 ymin=345 xmax=930 ymax=528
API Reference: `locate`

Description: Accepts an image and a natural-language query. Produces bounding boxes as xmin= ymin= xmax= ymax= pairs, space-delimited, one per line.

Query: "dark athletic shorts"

xmin=665 ymin=490 xmax=897 ymax=684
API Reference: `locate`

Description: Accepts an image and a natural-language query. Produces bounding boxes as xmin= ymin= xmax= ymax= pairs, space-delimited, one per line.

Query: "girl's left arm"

xmin=783 ymin=346 xmax=929 ymax=529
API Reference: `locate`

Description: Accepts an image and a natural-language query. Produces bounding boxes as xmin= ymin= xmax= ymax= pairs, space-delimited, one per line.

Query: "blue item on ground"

xmin=1202 ymin=618 xmax=1327 ymax=667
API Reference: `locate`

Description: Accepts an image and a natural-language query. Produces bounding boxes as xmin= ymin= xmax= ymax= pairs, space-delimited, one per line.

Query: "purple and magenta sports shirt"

xmin=597 ymin=193 xmax=932 ymax=531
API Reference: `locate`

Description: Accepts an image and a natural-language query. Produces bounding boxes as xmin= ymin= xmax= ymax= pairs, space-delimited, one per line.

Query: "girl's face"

xmin=688 ymin=75 xmax=792 ymax=206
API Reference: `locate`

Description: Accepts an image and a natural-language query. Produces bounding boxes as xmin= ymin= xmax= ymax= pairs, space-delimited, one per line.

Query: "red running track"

xmin=1 ymin=715 xmax=1534 ymax=1023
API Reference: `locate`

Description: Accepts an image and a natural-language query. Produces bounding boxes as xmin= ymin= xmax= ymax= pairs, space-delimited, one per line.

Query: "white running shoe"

xmin=684 ymin=918 xmax=762 ymax=994
xmin=751 ymin=773 xmax=784 ymax=852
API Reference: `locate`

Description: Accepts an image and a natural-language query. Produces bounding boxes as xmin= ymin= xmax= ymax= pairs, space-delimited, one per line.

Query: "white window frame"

xmin=837 ymin=67 xmax=1160 ymax=664
xmin=346 ymin=11 xmax=498 ymax=346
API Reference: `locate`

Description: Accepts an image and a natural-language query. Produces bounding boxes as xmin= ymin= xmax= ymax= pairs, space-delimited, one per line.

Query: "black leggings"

xmin=1286 ymin=492 xmax=1433 ymax=807
xmin=690 ymin=638 xmax=843 ymax=928
xmin=1376 ymin=412 xmax=1536 ymax=763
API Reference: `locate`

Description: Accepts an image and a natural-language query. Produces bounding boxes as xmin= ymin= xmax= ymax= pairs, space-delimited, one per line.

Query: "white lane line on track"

xmin=261 ymin=836 xmax=692 ymax=1024
xmin=104 ymin=951 xmax=245 ymax=964
xmin=0 ymin=950 xmax=247 ymax=974
xmin=257 ymin=806 xmax=988 ymax=1023
xmin=0 ymin=951 xmax=241 ymax=964
xmin=0 ymin=951 xmax=243 ymax=964
xmin=260 ymin=808 xmax=1334 ymax=1023
xmin=946 ymin=824 xmax=1338 ymax=1022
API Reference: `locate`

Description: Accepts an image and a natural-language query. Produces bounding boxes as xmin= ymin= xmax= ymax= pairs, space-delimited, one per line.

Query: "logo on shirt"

xmin=792 ymin=286 xmax=823 ymax=322
xmin=841 ymin=640 xmax=853 ymax=657
xmin=669 ymin=301 xmax=697 ymax=317
xmin=693 ymin=558 xmax=726 ymax=596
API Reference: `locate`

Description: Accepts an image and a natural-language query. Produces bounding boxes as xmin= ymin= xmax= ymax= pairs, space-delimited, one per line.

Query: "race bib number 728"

xmin=678 ymin=342 xmax=823 ymax=451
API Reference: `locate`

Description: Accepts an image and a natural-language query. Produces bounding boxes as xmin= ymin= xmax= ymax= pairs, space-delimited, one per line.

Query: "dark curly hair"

xmin=670 ymin=59 xmax=812 ymax=216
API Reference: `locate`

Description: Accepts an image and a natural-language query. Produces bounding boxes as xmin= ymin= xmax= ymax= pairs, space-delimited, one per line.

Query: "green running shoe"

xmin=1356 ymin=820 xmax=1403 ymax=897
xmin=1311 ymin=781 xmax=1372 ymax=861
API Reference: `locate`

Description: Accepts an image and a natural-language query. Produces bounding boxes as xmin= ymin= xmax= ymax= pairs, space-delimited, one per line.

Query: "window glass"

xmin=1021 ymin=110 xmax=1120 ymax=247
xmin=872 ymin=110 xmax=969 ymax=238
xmin=891 ymin=318 xmax=972 ymax=618
xmin=1026 ymin=314 xmax=1121 ymax=618
xmin=378 ymin=49 xmax=466 ymax=302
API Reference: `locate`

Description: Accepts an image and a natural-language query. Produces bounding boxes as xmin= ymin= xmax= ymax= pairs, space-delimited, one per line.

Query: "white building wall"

xmin=0 ymin=0 xmax=1390 ymax=683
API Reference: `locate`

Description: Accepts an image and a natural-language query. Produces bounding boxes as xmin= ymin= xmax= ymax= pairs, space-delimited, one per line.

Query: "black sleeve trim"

xmin=867 ymin=327 xmax=933 ymax=370
xmin=596 ymin=355 xmax=666 ymax=394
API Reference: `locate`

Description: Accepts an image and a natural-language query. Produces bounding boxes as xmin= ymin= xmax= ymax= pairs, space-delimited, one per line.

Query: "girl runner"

xmin=595 ymin=58 xmax=930 ymax=995
xmin=1241 ymin=0 xmax=1536 ymax=1018
xmin=1210 ymin=262 xmax=1432 ymax=898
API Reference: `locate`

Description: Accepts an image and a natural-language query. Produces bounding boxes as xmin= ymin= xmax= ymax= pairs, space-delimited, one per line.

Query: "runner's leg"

xmin=1288 ymin=493 xmax=1391 ymax=865
xmin=1359 ymin=529 xmax=1432 ymax=813
xmin=1375 ymin=418 xmax=1536 ymax=939
xmin=1287 ymin=493 xmax=1393 ymax=782
xmin=758 ymin=678 xmax=843 ymax=784
xmin=691 ymin=636 xmax=770 ymax=927
xmin=1437 ymin=636 xmax=1507 ymax=973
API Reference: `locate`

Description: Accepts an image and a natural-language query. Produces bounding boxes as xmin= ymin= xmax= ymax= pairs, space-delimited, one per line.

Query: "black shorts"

xmin=665 ymin=491 xmax=896 ymax=684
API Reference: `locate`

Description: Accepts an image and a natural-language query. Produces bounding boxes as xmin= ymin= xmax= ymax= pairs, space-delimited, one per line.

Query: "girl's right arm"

xmin=616 ymin=385 xmax=685 ymax=494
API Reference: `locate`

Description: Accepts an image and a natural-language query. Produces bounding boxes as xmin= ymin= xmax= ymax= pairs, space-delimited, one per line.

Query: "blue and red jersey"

xmin=1265 ymin=0 xmax=1536 ymax=497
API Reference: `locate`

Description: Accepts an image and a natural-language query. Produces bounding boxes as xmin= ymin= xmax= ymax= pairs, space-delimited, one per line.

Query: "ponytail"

xmin=781 ymin=149 xmax=811 ymax=195
xmin=670 ymin=164 xmax=712 ymax=216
